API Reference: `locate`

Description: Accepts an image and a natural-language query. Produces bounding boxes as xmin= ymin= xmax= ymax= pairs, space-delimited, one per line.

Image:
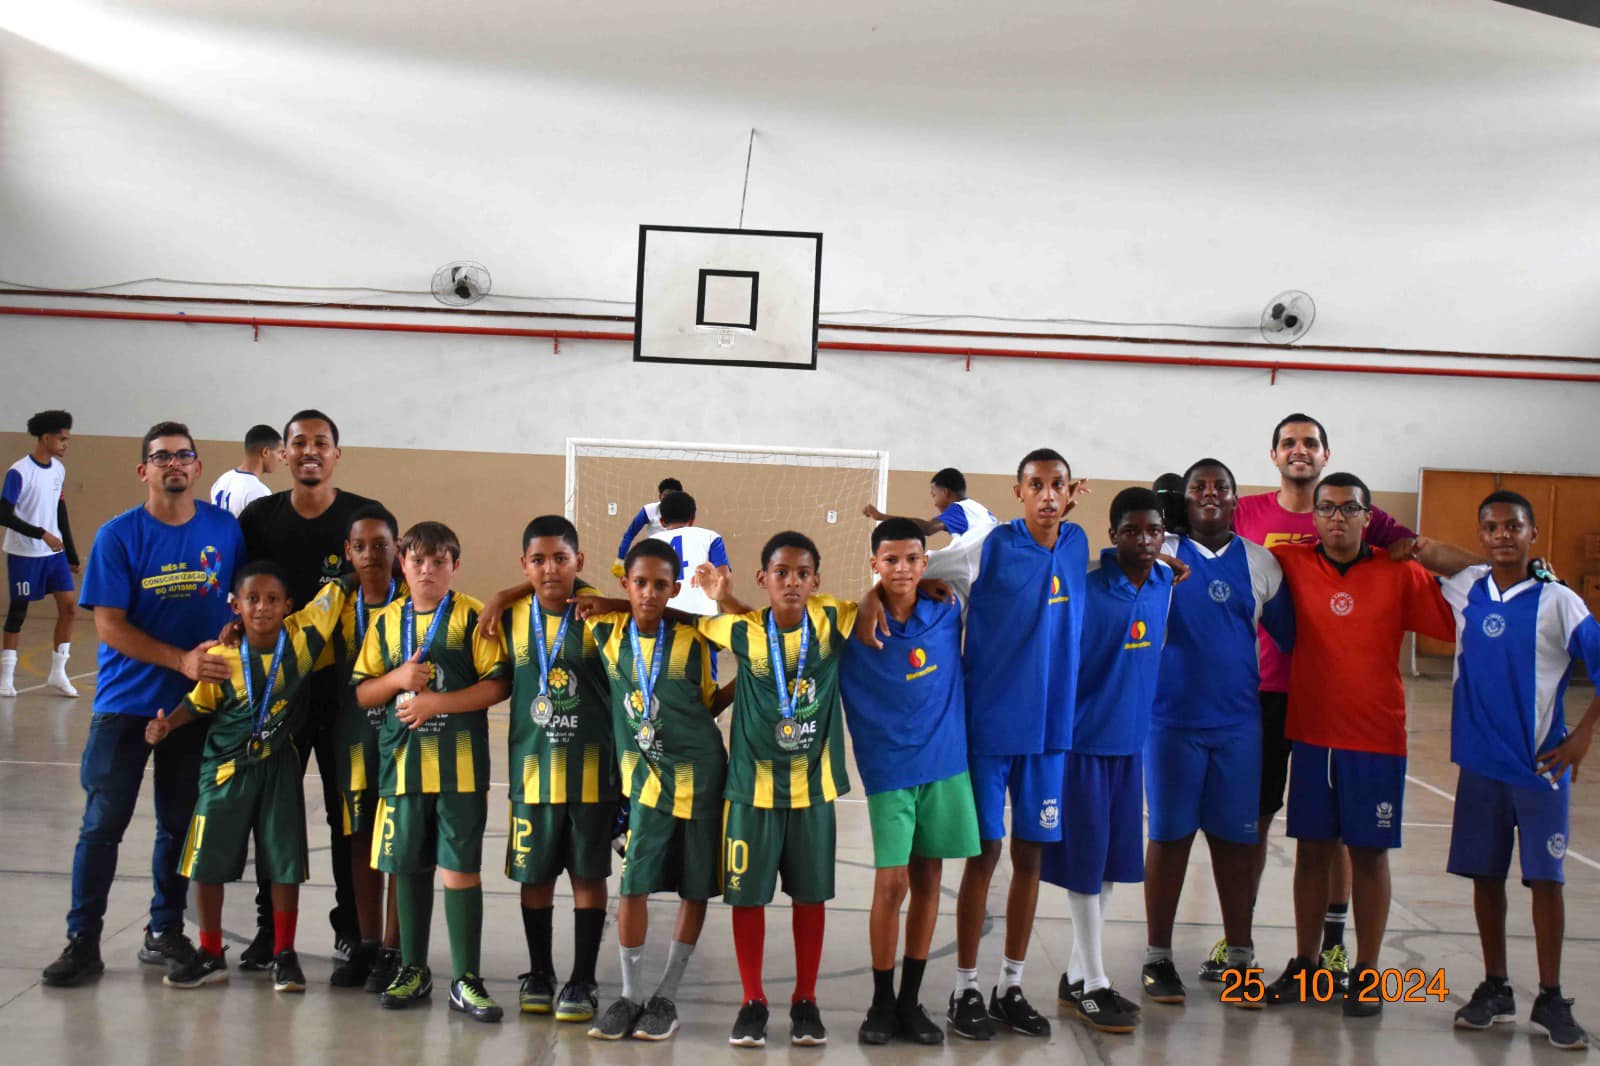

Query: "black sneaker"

xmin=632 ymin=995 xmax=680 ymax=1041
xmin=895 ymin=1002 xmax=944 ymax=1045
xmin=330 ymin=942 xmax=375 ymax=988
xmin=1454 ymin=980 xmax=1515 ymax=1029
xmin=947 ymin=988 xmax=994 ymax=1040
xmin=1264 ymin=956 xmax=1314 ymax=1006
xmin=589 ymin=997 xmax=643 ymax=1040
xmin=1531 ymin=989 xmax=1590 ymax=1050
xmin=450 ymin=974 xmax=504 ymax=1023
xmin=272 ymin=949 xmax=306 ymax=993
xmin=138 ymin=926 xmax=197 ymax=969
xmin=729 ymin=999 xmax=769 ymax=1048
xmin=1059 ymin=973 xmax=1084 ymax=1004
xmin=790 ymin=999 xmax=827 ymax=1046
xmin=165 ymin=947 xmax=228 ymax=989
xmin=555 ymin=980 xmax=599 ymax=1023
xmin=988 ymin=985 xmax=1050 ymax=1037
xmin=365 ymin=948 xmax=401 ymax=994
xmin=1343 ymin=965 xmax=1382 ymax=1018
xmin=518 ymin=970 xmax=556 ymax=1014
xmin=1073 ymin=986 xmax=1138 ymax=1034
xmin=238 ymin=925 xmax=274 ymax=972
xmin=858 ymin=1003 xmax=897 ymax=1045
xmin=1142 ymin=959 xmax=1185 ymax=1004
xmin=332 ymin=933 xmax=355 ymax=964
xmin=380 ymin=964 xmax=433 ymax=1009
xmin=41 ymin=936 xmax=104 ymax=987
xmin=1197 ymin=937 xmax=1228 ymax=983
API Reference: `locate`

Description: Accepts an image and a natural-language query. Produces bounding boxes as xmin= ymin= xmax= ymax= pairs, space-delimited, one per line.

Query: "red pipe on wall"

xmin=3 ymin=304 xmax=1597 ymax=384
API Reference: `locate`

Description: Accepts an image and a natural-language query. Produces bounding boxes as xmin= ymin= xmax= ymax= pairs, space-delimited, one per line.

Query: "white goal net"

xmin=566 ymin=439 xmax=889 ymax=604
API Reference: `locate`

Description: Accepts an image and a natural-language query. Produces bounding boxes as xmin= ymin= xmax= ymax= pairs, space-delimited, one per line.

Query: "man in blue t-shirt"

xmin=40 ymin=421 xmax=244 ymax=988
xmin=943 ymin=448 xmax=1087 ymax=1041
xmin=842 ymin=517 xmax=981 ymax=1047
xmin=1433 ymin=491 xmax=1599 ymax=1050
xmin=1042 ymin=487 xmax=1172 ymax=1036
xmin=1141 ymin=460 xmax=1293 ymax=1008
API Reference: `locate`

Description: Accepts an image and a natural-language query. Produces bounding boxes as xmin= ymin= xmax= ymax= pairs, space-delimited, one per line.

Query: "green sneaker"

xmin=449 ymin=974 xmax=503 ymax=1023
xmin=1320 ymin=944 xmax=1350 ymax=993
xmin=380 ymin=964 xmax=433 ymax=1010
xmin=519 ymin=971 xmax=555 ymax=1014
xmin=1197 ymin=938 xmax=1228 ymax=983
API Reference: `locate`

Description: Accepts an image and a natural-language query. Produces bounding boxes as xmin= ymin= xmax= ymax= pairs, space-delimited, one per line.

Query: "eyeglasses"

xmin=145 ymin=449 xmax=198 ymax=467
xmin=1313 ymin=501 xmax=1369 ymax=519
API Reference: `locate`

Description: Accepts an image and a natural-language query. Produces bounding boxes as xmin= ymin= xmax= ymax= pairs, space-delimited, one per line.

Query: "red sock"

xmin=273 ymin=909 xmax=298 ymax=955
xmin=199 ymin=929 xmax=223 ymax=958
xmin=791 ymin=902 xmax=825 ymax=1004
xmin=731 ymin=906 xmax=766 ymax=1005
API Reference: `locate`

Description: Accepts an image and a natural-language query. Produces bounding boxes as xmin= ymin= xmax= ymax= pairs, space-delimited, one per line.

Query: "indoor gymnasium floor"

xmin=0 ymin=623 xmax=1595 ymax=1063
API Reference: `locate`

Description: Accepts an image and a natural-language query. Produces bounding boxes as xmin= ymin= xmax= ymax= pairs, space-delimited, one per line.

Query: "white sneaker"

xmin=0 ymin=680 xmax=15 ymax=698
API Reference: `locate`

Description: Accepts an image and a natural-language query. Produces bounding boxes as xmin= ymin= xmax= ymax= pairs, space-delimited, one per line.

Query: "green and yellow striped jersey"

xmin=588 ymin=612 xmax=725 ymax=819
xmin=316 ymin=580 xmax=406 ymax=796
xmin=499 ymin=583 xmax=617 ymax=805
xmin=351 ymin=592 xmax=508 ymax=796
xmin=183 ymin=579 xmax=352 ymax=786
xmin=699 ymin=595 xmax=858 ymax=809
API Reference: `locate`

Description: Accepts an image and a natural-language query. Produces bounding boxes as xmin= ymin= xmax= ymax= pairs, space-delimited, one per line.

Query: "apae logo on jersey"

xmin=1482 ymin=613 xmax=1507 ymax=638
xmin=1208 ymin=579 xmax=1232 ymax=604
xmin=1330 ymin=591 xmax=1355 ymax=617
xmin=1548 ymin=833 xmax=1568 ymax=859
xmin=1039 ymin=798 xmax=1060 ymax=830
xmin=1375 ymin=801 xmax=1394 ymax=828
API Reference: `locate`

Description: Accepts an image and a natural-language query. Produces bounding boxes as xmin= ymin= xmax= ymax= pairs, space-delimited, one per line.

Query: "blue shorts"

xmin=1146 ymin=722 xmax=1260 ymax=845
xmin=969 ymin=752 xmax=1065 ymax=843
xmin=1040 ymin=751 xmax=1144 ymax=894
xmin=7 ymin=552 xmax=73 ymax=602
xmin=1447 ymin=766 xmax=1569 ymax=885
xmin=1286 ymin=742 xmax=1406 ymax=849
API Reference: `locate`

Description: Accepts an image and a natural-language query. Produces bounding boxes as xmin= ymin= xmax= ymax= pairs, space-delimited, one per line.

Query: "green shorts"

xmin=341 ymin=787 xmax=378 ymax=837
xmin=866 ymin=770 xmax=983 ymax=868
xmin=721 ymin=800 xmax=836 ymax=907
xmin=620 ymin=803 xmax=722 ymax=901
xmin=505 ymin=800 xmax=618 ymax=884
xmin=179 ymin=751 xmax=307 ymax=884
xmin=371 ymin=792 xmax=487 ymax=875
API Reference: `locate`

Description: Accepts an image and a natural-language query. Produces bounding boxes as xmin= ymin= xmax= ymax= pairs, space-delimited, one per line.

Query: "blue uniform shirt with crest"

xmin=1071 ymin=548 xmax=1174 ymax=756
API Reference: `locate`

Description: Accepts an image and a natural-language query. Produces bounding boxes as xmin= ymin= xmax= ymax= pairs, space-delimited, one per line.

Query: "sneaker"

xmin=380 ymin=964 xmax=433 ymax=1009
xmin=632 ymin=995 xmax=680 ymax=1041
xmin=1454 ymin=980 xmax=1516 ymax=1029
xmin=555 ymin=980 xmax=599 ymax=1023
xmin=1060 ymin=976 xmax=1139 ymax=1015
xmin=1197 ymin=937 xmax=1229 ymax=983
xmin=790 ymin=998 xmax=827 ymax=1046
xmin=41 ymin=936 xmax=104 ymax=987
xmin=238 ymin=926 xmax=274 ymax=972
xmin=730 ymin=999 xmax=769 ymax=1048
xmin=1264 ymin=956 xmax=1315 ymax=1006
xmin=1320 ymin=943 xmax=1351 ymax=993
xmin=858 ymin=1003 xmax=897 ymax=1045
xmin=988 ymin=985 xmax=1050 ymax=1037
xmin=518 ymin=970 xmax=556 ymax=1014
xmin=1073 ymin=986 xmax=1138 ymax=1034
xmin=165 ymin=947 xmax=228 ymax=989
xmin=365 ymin=948 xmax=401 ymax=994
xmin=272 ymin=950 xmax=306 ymax=993
xmin=330 ymin=942 xmax=375 ymax=988
xmin=449 ymin=974 xmax=504 ymax=1023
xmin=1219 ymin=965 xmax=1267 ymax=1010
xmin=1141 ymin=959 xmax=1185 ymax=1004
xmin=589 ymin=996 xmax=643 ymax=1039
xmin=947 ymin=988 xmax=994 ymax=1040
xmin=332 ymin=934 xmax=354 ymax=964
xmin=137 ymin=926 xmax=197 ymax=969
xmin=895 ymin=1002 xmax=944 ymax=1045
xmin=1343 ymin=965 xmax=1382 ymax=1018
xmin=1531 ymin=989 xmax=1590 ymax=1050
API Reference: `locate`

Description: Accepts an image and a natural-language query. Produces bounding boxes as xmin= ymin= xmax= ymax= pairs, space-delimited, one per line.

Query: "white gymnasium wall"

xmin=1 ymin=0 xmax=1598 ymax=490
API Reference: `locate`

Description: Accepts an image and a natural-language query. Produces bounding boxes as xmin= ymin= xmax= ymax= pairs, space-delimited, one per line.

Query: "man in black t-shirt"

xmin=238 ymin=409 xmax=380 ymax=977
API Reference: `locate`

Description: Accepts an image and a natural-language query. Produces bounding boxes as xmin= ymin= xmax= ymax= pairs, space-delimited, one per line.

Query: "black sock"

xmin=872 ymin=967 xmax=895 ymax=1008
xmin=1486 ymin=973 xmax=1509 ymax=989
xmin=897 ymin=956 xmax=927 ymax=1008
xmin=522 ymin=905 xmax=554 ymax=977
xmin=570 ymin=908 xmax=606 ymax=985
xmin=1322 ymin=902 xmax=1348 ymax=952
xmin=1541 ymin=983 xmax=1563 ymax=998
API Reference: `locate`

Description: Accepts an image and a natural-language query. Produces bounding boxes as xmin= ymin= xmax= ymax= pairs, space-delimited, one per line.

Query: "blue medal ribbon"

xmin=628 ymin=617 xmax=667 ymax=723
xmin=766 ymin=610 xmax=811 ymax=722
xmin=356 ymin=580 xmax=397 ymax=647
xmin=532 ymin=602 xmax=574 ymax=697
xmin=402 ymin=592 xmax=453 ymax=665
xmin=242 ymin=627 xmax=289 ymax=747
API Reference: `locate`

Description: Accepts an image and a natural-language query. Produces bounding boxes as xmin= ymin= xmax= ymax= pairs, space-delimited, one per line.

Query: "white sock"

xmin=0 ymin=649 xmax=16 ymax=694
xmin=1067 ymin=891 xmax=1108 ymax=992
xmin=954 ymin=966 xmax=979 ymax=995
xmin=48 ymin=644 xmax=77 ymax=695
xmin=998 ymin=955 xmax=1025 ymax=992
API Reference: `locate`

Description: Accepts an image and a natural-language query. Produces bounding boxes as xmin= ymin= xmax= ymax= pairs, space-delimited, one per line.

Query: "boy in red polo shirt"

xmin=1261 ymin=472 xmax=1454 ymax=1018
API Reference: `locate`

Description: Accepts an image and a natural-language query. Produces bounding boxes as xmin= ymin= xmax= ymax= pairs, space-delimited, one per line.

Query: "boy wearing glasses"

xmin=1260 ymin=472 xmax=1454 ymax=1016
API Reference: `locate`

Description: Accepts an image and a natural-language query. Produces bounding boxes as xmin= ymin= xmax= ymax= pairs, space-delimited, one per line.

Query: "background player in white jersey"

xmin=615 ymin=478 xmax=683 ymax=578
xmin=1 ymin=410 xmax=80 ymax=697
xmin=208 ymin=424 xmax=282 ymax=517
xmin=864 ymin=468 xmax=999 ymax=587
xmin=651 ymin=491 xmax=730 ymax=617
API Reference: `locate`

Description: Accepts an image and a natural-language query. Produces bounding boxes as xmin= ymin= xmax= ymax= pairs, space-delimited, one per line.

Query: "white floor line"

xmin=0 ymin=759 xmax=78 ymax=767
xmin=7 ymin=669 xmax=97 ymax=696
xmin=1407 ymin=772 xmax=1600 ymax=873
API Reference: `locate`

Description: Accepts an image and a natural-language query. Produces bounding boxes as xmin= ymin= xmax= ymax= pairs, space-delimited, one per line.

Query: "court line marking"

xmin=1407 ymin=772 xmax=1600 ymax=873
